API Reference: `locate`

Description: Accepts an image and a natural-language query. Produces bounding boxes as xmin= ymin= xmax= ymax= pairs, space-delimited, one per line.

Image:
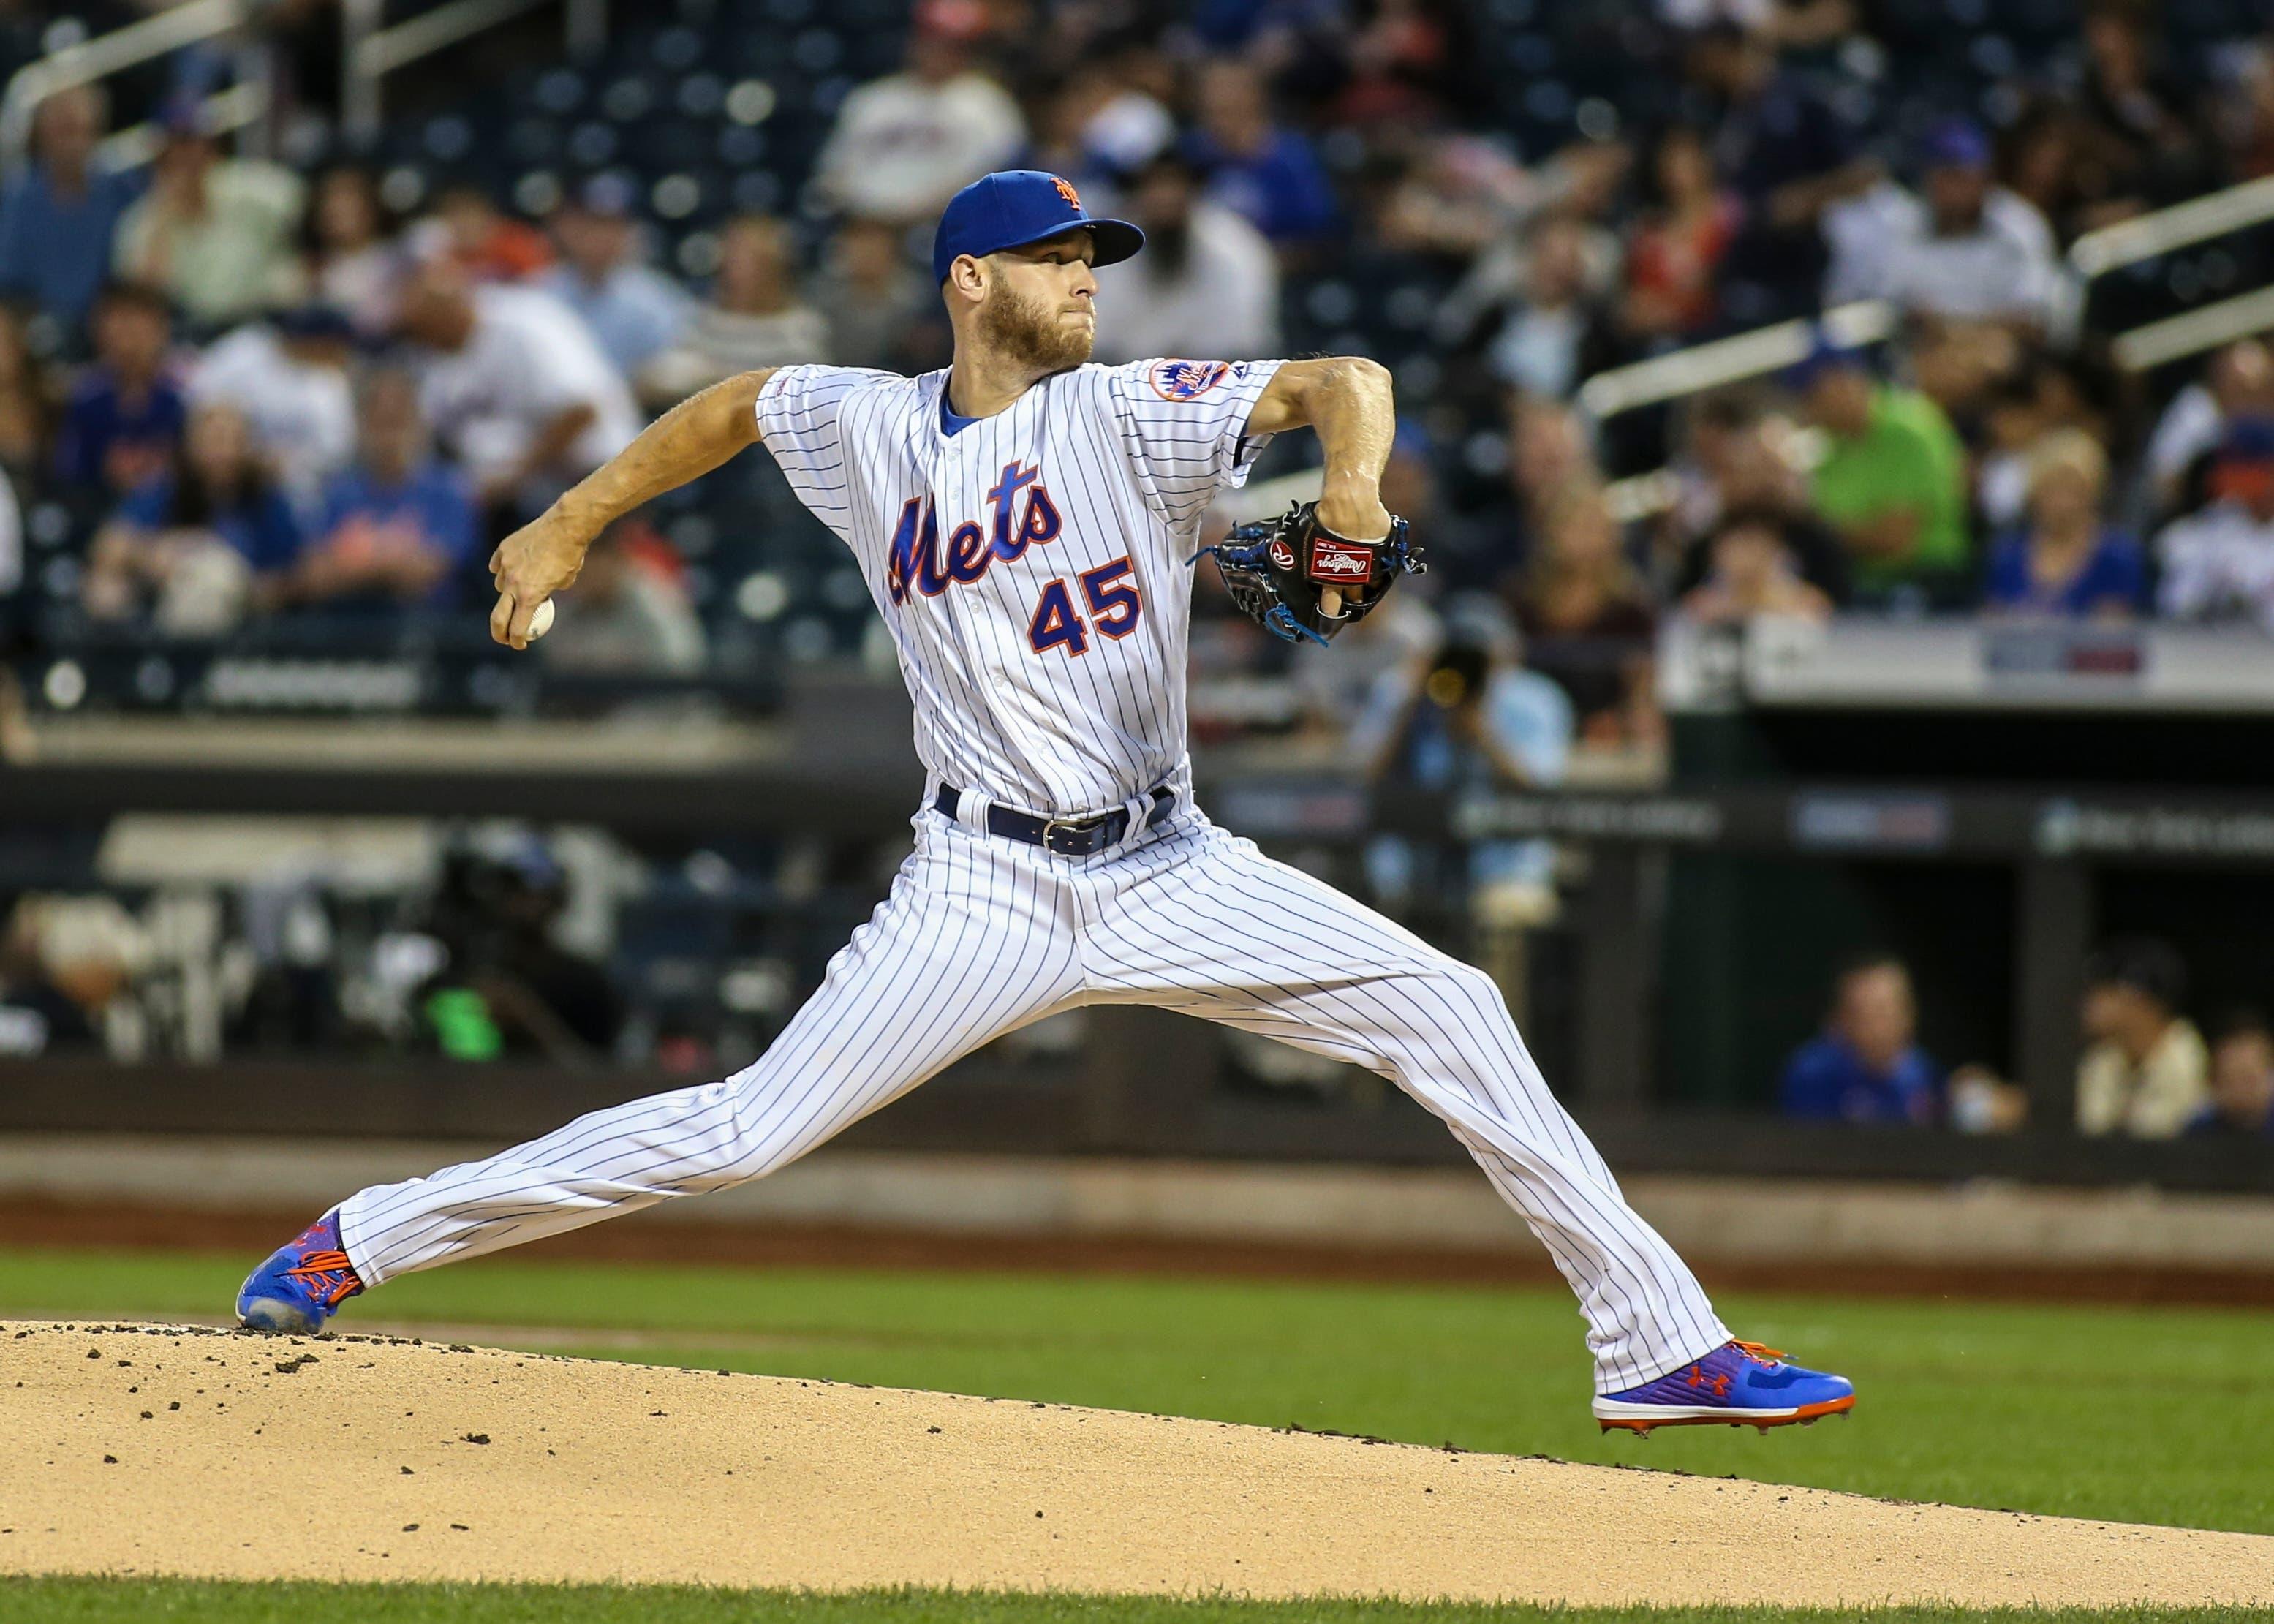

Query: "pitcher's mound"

xmin=2 ymin=1319 xmax=2267 ymax=1607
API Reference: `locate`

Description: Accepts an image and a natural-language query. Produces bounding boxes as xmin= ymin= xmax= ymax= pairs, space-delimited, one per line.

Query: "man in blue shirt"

xmin=53 ymin=282 xmax=185 ymax=497
xmin=0 ymin=86 xmax=138 ymax=337
xmin=2188 ymin=1012 xmax=2274 ymax=1141
xmin=289 ymin=368 xmax=479 ymax=614
xmin=540 ymin=176 xmax=687 ymax=390
xmin=1779 ymin=953 xmax=1942 ymax=1124
xmin=1182 ymin=58 xmax=1341 ymax=251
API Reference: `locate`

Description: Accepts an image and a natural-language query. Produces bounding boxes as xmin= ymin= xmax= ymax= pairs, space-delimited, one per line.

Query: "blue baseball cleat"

xmin=1593 ymin=1340 xmax=1855 ymax=1434
xmin=236 ymin=1211 xmax=365 ymax=1334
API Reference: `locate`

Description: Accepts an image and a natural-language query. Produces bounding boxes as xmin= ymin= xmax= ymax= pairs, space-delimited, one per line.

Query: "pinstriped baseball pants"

xmin=338 ymin=801 xmax=1730 ymax=1393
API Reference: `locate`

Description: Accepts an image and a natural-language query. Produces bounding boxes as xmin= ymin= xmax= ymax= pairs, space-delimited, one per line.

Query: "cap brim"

xmin=999 ymin=217 xmax=1147 ymax=268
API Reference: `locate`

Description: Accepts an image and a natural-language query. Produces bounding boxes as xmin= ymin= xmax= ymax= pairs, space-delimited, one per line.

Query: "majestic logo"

xmin=1052 ymin=175 xmax=1081 ymax=210
xmin=1307 ymin=537 xmax=1377 ymax=581
xmin=886 ymin=460 xmax=1062 ymax=604
xmin=1149 ymin=358 xmax=1229 ymax=401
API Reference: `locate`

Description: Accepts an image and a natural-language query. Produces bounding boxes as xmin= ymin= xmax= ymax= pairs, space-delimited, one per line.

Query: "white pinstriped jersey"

xmin=755 ymin=357 xmax=1285 ymax=816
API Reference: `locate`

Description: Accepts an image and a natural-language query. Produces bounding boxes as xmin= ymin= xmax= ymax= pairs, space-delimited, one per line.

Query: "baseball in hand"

xmin=526 ymin=599 xmax=556 ymax=641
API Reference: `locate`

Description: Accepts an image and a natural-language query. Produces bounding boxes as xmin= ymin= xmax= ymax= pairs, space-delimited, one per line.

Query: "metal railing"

xmin=0 ymin=0 xmax=255 ymax=169
xmin=94 ymin=80 xmax=268 ymax=171
xmin=2069 ymin=173 xmax=2274 ymax=280
xmin=342 ymin=0 xmax=608 ymax=145
xmin=1576 ymin=302 xmax=1895 ymax=422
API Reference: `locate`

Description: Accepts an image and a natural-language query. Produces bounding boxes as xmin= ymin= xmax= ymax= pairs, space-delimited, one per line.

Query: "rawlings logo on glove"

xmin=1194 ymin=500 xmax=1424 ymax=646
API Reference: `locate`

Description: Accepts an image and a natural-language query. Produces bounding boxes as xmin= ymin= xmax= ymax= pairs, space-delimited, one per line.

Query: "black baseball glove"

xmin=1194 ymin=501 xmax=1425 ymax=646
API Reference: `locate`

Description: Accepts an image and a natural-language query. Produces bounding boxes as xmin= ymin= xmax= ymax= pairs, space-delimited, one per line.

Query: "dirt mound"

xmin=2 ymin=1319 xmax=2268 ymax=1607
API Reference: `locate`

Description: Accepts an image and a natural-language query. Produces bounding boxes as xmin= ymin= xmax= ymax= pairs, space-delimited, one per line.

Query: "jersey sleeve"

xmin=1105 ymin=357 xmax=1286 ymax=534
xmin=754 ymin=364 xmax=904 ymax=541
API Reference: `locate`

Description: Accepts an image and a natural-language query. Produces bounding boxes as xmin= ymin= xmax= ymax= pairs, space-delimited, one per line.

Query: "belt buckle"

xmin=1042 ymin=815 xmax=1103 ymax=856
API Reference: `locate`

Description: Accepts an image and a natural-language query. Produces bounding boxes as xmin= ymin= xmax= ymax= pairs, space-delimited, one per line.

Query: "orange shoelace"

xmin=284 ymin=1249 xmax=363 ymax=1307
xmin=1731 ymin=1340 xmax=1786 ymax=1364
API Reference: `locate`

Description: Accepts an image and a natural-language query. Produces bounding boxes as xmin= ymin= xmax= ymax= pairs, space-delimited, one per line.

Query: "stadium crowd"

xmin=6 ymin=0 xmax=2274 ymax=1110
xmin=1 ymin=0 xmax=2273 ymax=734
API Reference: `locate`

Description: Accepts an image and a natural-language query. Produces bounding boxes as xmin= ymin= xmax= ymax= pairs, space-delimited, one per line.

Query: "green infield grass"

xmin=0 ymin=1245 xmax=2267 ymax=1535
xmin=1 ymin=1245 xmax=2268 ymax=1623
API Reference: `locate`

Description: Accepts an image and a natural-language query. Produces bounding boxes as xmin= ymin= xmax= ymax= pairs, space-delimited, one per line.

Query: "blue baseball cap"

xmin=932 ymin=170 xmax=1144 ymax=286
xmin=1922 ymin=116 xmax=1992 ymax=172
xmin=1782 ymin=329 xmax=1873 ymax=391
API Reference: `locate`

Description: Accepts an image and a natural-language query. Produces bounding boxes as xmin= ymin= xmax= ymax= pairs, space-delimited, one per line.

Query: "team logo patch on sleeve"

xmin=1149 ymin=359 xmax=1230 ymax=401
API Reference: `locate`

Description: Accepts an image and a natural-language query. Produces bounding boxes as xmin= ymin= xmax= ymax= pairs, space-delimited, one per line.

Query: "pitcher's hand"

xmin=489 ymin=506 xmax=591 ymax=649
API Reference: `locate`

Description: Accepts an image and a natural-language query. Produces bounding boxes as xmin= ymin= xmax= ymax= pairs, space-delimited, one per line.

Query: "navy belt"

xmin=933 ymin=782 xmax=1176 ymax=856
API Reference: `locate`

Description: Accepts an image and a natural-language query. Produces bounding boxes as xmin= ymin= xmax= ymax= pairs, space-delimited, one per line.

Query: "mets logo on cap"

xmin=1149 ymin=358 xmax=1229 ymax=401
xmin=1052 ymin=175 xmax=1081 ymax=209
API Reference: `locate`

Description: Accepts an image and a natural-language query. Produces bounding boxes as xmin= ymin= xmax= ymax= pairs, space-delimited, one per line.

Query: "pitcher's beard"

xmin=976 ymin=282 xmax=1093 ymax=374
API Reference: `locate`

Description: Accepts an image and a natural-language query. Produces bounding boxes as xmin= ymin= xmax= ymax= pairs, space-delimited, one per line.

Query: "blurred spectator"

xmin=113 ymin=99 xmax=306 ymax=330
xmin=2076 ymin=937 xmax=2209 ymax=1138
xmin=2188 ymin=1011 xmax=2274 ymax=1141
xmin=1982 ymin=430 xmax=2144 ymax=619
xmin=2221 ymin=42 xmax=2274 ymax=182
xmin=1019 ymin=69 xmax=1161 ymax=198
xmin=1778 ymin=953 xmax=1939 ymax=1125
xmin=53 ymin=281 xmax=184 ymax=499
xmin=0 ymin=894 xmax=143 ymax=1057
xmin=1623 ymin=126 xmax=1739 ymax=344
xmin=1092 ymin=151 xmax=1279 ymax=363
xmin=85 ymin=401 xmax=301 ymax=633
xmin=812 ymin=0 xmax=1025 ymax=226
xmin=2155 ymin=416 xmax=2274 ymax=633
xmin=1372 ymin=129 xmax=1539 ymax=261
xmin=407 ymin=182 xmax=553 ymax=284
xmin=1505 ymin=482 xmax=1661 ymax=748
xmin=1182 ymin=58 xmax=1342 ymax=251
xmin=187 ymin=306 xmax=357 ymax=509
xmin=1878 ymin=119 xmax=2062 ymax=332
xmin=1974 ymin=366 xmax=2050 ymax=532
xmin=397 ymin=259 xmax=640 ymax=520
xmin=1679 ymin=507 xmax=1833 ymax=624
xmin=0 ymin=457 xmax=18 ymax=627
xmin=542 ymin=516 xmax=706 ymax=675
xmin=286 ymin=369 xmax=478 ymax=615
xmin=543 ymin=177 xmax=688 ymax=383
xmin=812 ymin=216 xmax=933 ymax=374
xmin=1351 ymin=593 xmax=1570 ymax=913
xmin=419 ymin=842 xmax=624 ymax=1062
xmin=2070 ymin=3 xmax=2223 ymax=224
xmin=1478 ymin=214 xmax=1620 ymax=401
xmin=643 ymin=215 xmax=829 ymax=404
xmin=2145 ymin=339 xmax=2274 ymax=519
xmin=1328 ymin=0 xmax=1488 ymax=129
xmin=1684 ymin=21 xmax=1874 ymax=322
xmin=1666 ymin=398 xmax=1852 ymax=603
xmin=0 ymin=301 xmax=50 ymax=479
xmin=301 ymin=165 xmax=404 ymax=341
xmin=0 ymin=85 xmax=137 ymax=336
xmin=1792 ymin=341 xmax=1969 ymax=598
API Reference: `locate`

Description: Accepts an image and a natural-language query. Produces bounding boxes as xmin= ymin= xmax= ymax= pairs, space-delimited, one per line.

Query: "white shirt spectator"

xmin=415 ymin=284 xmax=641 ymax=494
xmin=815 ymin=71 xmax=1026 ymax=222
xmin=1821 ymin=181 xmax=1924 ymax=306
xmin=2146 ymin=383 xmax=2223 ymax=498
xmin=1092 ymin=201 xmax=1278 ymax=363
xmin=0 ymin=464 xmax=20 ymax=599
xmin=1879 ymin=188 xmax=2062 ymax=326
xmin=1084 ymin=89 xmax=1175 ymax=173
xmin=2156 ymin=498 xmax=2274 ymax=631
xmin=189 ymin=325 xmax=356 ymax=508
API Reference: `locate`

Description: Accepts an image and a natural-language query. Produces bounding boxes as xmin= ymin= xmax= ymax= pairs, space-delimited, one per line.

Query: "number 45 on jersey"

xmin=1028 ymin=558 xmax=1141 ymax=658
